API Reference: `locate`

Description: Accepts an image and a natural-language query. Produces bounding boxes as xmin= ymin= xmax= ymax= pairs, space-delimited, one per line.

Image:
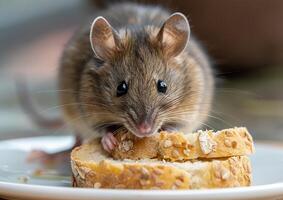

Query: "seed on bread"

xmin=176 ymin=175 xmax=185 ymax=182
xmin=243 ymin=160 xmax=252 ymax=173
xmin=140 ymin=179 xmax=150 ymax=186
xmin=163 ymin=139 xmax=173 ymax=148
xmin=224 ymin=139 xmax=232 ymax=147
xmin=140 ymin=167 xmax=150 ymax=179
xmin=173 ymin=143 xmax=183 ymax=148
xmin=240 ymin=131 xmax=247 ymax=137
xmin=93 ymin=182 xmax=101 ymax=188
xmin=191 ymin=176 xmax=201 ymax=188
xmin=224 ymin=131 xmax=233 ymax=137
xmin=214 ymin=170 xmax=221 ymax=179
xmin=121 ymin=134 xmax=127 ymax=141
xmin=174 ymin=179 xmax=183 ymax=187
xmin=198 ymin=131 xmax=217 ymax=154
xmin=183 ymin=149 xmax=190 ymax=156
xmin=212 ymin=161 xmax=222 ymax=179
xmin=119 ymin=140 xmax=133 ymax=152
xmin=230 ymin=166 xmax=237 ymax=175
xmin=153 ymin=168 xmax=163 ymax=175
xmin=172 ymin=150 xmax=180 ymax=158
xmin=155 ymin=181 xmax=165 ymax=187
xmin=221 ymin=169 xmax=231 ymax=180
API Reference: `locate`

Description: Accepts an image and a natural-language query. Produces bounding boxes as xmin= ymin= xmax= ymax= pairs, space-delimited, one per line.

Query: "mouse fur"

xmin=59 ymin=3 xmax=214 ymax=144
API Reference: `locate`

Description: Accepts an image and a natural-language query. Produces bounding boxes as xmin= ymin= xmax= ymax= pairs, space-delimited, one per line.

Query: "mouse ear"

xmin=157 ymin=13 xmax=190 ymax=58
xmin=90 ymin=16 xmax=120 ymax=60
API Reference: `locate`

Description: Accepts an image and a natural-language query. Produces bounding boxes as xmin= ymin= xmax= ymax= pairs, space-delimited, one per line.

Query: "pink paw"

xmin=101 ymin=132 xmax=118 ymax=153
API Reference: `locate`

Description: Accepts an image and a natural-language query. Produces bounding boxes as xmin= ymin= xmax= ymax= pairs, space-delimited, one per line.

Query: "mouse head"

xmin=80 ymin=13 xmax=200 ymax=137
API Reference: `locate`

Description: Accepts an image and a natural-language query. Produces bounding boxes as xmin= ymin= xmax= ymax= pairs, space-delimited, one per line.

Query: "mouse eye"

xmin=157 ymin=80 xmax=167 ymax=94
xmin=117 ymin=81 xmax=128 ymax=97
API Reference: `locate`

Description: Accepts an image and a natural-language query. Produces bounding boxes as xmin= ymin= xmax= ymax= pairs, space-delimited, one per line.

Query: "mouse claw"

xmin=101 ymin=132 xmax=118 ymax=153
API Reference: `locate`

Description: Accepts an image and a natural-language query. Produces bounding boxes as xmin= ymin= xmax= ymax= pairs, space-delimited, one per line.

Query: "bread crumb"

xmin=18 ymin=175 xmax=29 ymax=184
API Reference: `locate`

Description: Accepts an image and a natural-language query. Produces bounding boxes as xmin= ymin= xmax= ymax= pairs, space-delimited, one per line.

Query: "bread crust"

xmin=71 ymin=140 xmax=252 ymax=189
xmin=111 ymin=127 xmax=254 ymax=161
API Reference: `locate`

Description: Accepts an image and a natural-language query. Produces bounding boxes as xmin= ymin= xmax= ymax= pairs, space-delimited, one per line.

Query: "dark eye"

xmin=117 ymin=81 xmax=128 ymax=97
xmin=157 ymin=80 xmax=167 ymax=93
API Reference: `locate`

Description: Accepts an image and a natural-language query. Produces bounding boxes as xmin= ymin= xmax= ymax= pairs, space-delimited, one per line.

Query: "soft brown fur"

xmin=59 ymin=3 xmax=214 ymax=139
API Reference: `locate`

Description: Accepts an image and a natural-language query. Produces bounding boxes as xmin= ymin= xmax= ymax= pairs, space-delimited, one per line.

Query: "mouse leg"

xmin=101 ymin=132 xmax=118 ymax=153
xmin=26 ymin=135 xmax=82 ymax=165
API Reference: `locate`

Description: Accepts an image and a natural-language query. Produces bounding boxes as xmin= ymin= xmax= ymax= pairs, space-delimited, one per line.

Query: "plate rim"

xmin=0 ymin=181 xmax=283 ymax=200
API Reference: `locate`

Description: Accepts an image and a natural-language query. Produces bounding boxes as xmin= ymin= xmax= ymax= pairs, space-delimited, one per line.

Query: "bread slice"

xmin=71 ymin=139 xmax=252 ymax=189
xmin=111 ymin=127 xmax=254 ymax=161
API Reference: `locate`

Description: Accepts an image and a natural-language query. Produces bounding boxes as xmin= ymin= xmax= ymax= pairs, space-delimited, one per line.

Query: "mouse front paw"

xmin=101 ymin=132 xmax=118 ymax=153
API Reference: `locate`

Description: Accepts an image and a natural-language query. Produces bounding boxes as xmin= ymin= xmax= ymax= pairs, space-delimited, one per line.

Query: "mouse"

xmin=58 ymin=3 xmax=214 ymax=153
xmin=18 ymin=2 xmax=214 ymax=159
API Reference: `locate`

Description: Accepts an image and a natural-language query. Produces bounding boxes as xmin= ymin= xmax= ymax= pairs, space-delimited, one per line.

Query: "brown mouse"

xmin=58 ymin=3 xmax=214 ymax=152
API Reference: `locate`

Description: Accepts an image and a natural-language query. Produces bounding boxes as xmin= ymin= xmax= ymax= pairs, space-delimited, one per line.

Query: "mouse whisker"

xmin=162 ymin=116 xmax=217 ymax=130
xmin=34 ymin=89 xmax=79 ymax=94
xmin=48 ymin=113 xmax=94 ymax=135
xmin=216 ymin=87 xmax=258 ymax=97
xmin=209 ymin=110 xmax=242 ymax=123
xmin=37 ymin=103 xmax=102 ymax=114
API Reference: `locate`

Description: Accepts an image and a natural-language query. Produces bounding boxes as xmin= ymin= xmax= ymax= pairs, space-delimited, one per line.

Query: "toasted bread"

xmin=71 ymin=139 xmax=252 ymax=189
xmin=111 ymin=127 xmax=254 ymax=161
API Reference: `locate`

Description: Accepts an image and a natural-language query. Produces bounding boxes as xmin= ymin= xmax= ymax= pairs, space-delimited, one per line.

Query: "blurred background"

xmin=0 ymin=0 xmax=282 ymax=141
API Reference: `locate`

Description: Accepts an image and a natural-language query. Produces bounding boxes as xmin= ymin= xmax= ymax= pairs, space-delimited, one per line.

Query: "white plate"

xmin=0 ymin=136 xmax=282 ymax=200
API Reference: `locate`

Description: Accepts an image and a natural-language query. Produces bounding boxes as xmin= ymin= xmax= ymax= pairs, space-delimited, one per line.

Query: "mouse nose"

xmin=137 ymin=122 xmax=152 ymax=136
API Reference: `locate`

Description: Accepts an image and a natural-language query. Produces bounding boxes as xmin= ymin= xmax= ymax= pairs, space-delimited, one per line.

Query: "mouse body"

xmin=59 ymin=3 xmax=214 ymax=152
